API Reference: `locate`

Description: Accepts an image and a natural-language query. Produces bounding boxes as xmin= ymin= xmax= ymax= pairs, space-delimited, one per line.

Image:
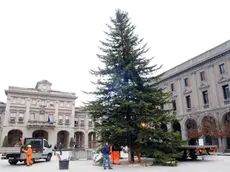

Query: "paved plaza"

xmin=0 ymin=152 xmax=229 ymax=172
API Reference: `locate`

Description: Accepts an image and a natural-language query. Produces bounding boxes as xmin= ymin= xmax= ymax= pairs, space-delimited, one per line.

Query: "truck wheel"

xmin=46 ymin=154 xmax=52 ymax=162
xmin=8 ymin=159 xmax=18 ymax=165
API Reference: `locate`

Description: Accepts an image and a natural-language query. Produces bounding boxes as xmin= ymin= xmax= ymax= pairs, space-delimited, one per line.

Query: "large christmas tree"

xmin=85 ymin=9 xmax=183 ymax=165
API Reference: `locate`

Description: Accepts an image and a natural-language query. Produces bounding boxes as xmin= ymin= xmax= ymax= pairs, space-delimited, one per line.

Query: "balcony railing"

xmin=27 ymin=120 xmax=56 ymax=129
xmin=203 ymin=104 xmax=210 ymax=109
xmin=18 ymin=117 xmax=24 ymax=124
xmin=74 ymin=124 xmax=85 ymax=128
xmin=224 ymin=99 xmax=230 ymax=105
xmin=186 ymin=108 xmax=191 ymax=112
xmin=9 ymin=117 xmax=16 ymax=123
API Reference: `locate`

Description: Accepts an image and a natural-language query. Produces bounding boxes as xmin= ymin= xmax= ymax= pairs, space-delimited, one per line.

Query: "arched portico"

xmin=202 ymin=116 xmax=218 ymax=146
xmin=88 ymin=132 xmax=96 ymax=149
xmin=223 ymin=112 xmax=230 ymax=149
xmin=7 ymin=130 xmax=23 ymax=147
xmin=57 ymin=130 xmax=69 ymax=148
xmin=185 ymin=118 xmax=198 ymax=145
xmin=74 ymin=131 xmax=84 ymax=148
xmin=32 ymin=130 xmax=48 ymax=140
xmin=172 ymin=121 xmax=182 ymax=139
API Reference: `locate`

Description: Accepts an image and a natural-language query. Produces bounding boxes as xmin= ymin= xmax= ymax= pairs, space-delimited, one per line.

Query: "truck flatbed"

xmin=0 ymin=147 xmax=21 ymax=154
xmin=180 ymin=145 xmax=217 ymax=149
xmin=178 ymin=145 xmax=217 ymax=160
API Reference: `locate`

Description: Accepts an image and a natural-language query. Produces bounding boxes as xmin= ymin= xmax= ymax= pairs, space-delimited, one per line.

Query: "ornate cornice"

xmin=5 ymin=89 xmax=77 ymax=100
xmin=158 ymin=49 xmax=230 ymax=83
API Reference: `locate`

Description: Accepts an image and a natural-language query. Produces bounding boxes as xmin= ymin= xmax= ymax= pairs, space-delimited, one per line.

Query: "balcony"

xmin=27 ymin=120 xmax=56 ymax=129
xmin=74 ymin=124 xmax=85 ymax=129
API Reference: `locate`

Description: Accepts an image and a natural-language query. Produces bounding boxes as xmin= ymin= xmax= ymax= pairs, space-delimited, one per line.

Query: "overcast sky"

xmin=1 ymin=0 xmax=230 ymax=106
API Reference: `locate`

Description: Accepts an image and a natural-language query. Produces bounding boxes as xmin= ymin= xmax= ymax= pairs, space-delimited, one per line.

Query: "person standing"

xmin=101 ymin=142 xmax=112 ymax=170
xmin=59 ymin=143 xmax=63 ymax=155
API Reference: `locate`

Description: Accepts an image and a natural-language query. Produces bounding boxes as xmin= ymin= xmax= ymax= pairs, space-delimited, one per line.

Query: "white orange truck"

xmin=0 ymin=137 xmax=53 ymax=165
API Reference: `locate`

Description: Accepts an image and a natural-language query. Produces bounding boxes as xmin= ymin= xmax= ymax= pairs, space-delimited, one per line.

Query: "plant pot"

xmin=59 ymin=160 xmax=69 ymax=170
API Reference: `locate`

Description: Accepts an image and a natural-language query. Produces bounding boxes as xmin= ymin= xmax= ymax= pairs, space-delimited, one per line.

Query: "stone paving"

xmin=0 ymin=152 xmax=229 ymax=172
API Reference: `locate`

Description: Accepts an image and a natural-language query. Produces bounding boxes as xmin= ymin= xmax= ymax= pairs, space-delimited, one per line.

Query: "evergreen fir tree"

xmin=84 ymin=9 xmax=183 ymax=165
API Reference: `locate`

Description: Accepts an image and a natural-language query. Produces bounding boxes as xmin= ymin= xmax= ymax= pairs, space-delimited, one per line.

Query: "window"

xmin=10 ymin=112 xmax=16 ymax=118
xmin=19 ymin=113 xmax=24 ymax=122
xmin=58 ymin=115 xmax=63 ymax=124
xmin=21 ymin=99 xmax=25 ymax=104
xmin=222 ymin=85 xmax=230 ymax=100
xmin=89 ymin=120 xmax=93 ymax=127
xmin=186 ymin=95 xmax=191 ymax=109
xmin=184 ymin=78 xmax=189 ymax=87
xmin=30 ymin=113 xmax=35 ymax=121
xmin=44 ymin=140 xmax=49 ymax=148
xmin=65 ymin=115 xmax=70 ymax=124
xmin=172 ymin=100 xmax=177 ymax=111
xmin=202 ymin=91 xmax=209 ymax=104
xmin=171 ymin=83 xmax=174 ymax=91
xmin=219 ymin=63 xmax=226 ymax=74
xmin=80 ymin=119 xmax=85 ymax=127
xmin=74 ymin=120 xmax=79 ymax=127
xmin=200 ymin=71 xmax=205 ymax=81
xmin=32 ymin=99 xmax=36 ymax=105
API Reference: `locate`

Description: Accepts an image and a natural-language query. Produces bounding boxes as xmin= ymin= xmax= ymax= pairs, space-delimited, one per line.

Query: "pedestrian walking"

xmin=101 ymin=142 xmax=112 ymax=170
xmin=59 ymin=143 xmax=63 ymax=155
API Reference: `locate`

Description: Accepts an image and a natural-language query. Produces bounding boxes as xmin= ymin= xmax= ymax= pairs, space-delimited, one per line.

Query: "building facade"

xmin=159 ymin=40 xmax=230 ymax=151
xmin=0 ymin=80 xmax=96 ymax=149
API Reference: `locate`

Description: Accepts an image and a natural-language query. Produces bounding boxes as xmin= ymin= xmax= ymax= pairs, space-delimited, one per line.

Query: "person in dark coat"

xmin=54 ymin=144 xmax=57 ymax=155
xmin=101 ymin=142 xmax=112 ymax=170
xmin=59 ymin=143 xmax=63 ymax=155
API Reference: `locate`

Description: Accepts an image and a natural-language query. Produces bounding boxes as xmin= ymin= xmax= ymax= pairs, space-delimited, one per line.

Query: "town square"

xmin=1 ymin=0 xmax=230 ymax=171
xmin=0 ymin=151 xmax=230 ymax=172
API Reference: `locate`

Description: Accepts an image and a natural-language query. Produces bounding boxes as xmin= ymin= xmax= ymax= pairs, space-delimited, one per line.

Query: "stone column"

xmin=177 ymin=78 xmax=184 ymax=114
xmin=208 ymin=64 xmax=219 ymax=107
xmin=191 ymin=72 xmax=199 ymax=110
xmin=218 ymin=138 xmax=224 ymax=152
xmin=3 ymin=97 xmax=11 ymax=126
xmin=69 ymin=129 xmax=75 ymax=148
xmin=71 ymin=101 xmax=75 ymax=128
xmin=54 ymin=101 xmax=59 ymax=124
xmin=25 ymin=98 xmax=31 ymax=123
xmin=48 ymin=130 xmax=57 ymax=148
xmin=180 ymin=121 xmax=187 ymax=141
xmin=167 ymin=123 xmax=172 ymax=131
xmin=85 ymin=113 xmax=89 ymax=131
xmin=84 ymin=131 xmax=88 ymax=149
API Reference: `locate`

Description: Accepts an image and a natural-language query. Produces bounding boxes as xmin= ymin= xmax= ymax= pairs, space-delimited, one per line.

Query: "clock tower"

xmin=35 ymin=80 xmax=52 ymax=92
